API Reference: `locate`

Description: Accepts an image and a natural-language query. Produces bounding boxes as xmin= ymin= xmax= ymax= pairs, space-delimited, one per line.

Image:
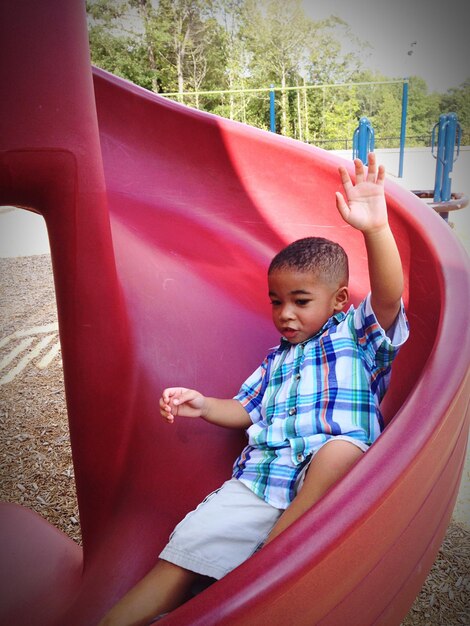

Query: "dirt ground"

xmin=1 ymin=253 xmax=469 ymax=625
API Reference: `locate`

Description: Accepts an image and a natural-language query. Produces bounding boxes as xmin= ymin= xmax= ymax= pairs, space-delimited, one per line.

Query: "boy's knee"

xmin=319 ymin=439 xmax=363 ymax=471
xmin=323 ymin=438 xmax=363 ymax=460
xmin=307 ymin=439 xmax=364 ymax=486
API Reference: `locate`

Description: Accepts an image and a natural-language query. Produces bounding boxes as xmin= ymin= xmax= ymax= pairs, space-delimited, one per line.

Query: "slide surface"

xmin=1 ymin=2 xmax=469 ymax=624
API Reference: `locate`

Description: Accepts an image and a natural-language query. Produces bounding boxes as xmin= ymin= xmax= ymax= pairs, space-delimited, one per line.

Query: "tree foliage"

xmin=86 ymin=0 xmax=470 ymax=146
xmin=440 ymin=79 xmax=470 ymax=144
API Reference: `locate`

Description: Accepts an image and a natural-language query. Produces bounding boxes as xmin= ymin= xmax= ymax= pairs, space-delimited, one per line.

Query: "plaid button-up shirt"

xmin=232 ymin=294 xmax=409 ymax=509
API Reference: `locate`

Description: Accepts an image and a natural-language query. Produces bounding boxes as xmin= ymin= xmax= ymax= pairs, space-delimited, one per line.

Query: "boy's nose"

xmin=279 ymin=305 xmax=296 ymax=321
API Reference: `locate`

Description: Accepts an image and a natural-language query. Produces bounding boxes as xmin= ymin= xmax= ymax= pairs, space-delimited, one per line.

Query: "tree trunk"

xmin=281 ymin=71 xmax=288 ymax=136
xmin=136 ymin=0 xmax=158 ymax=92
xmin=296 ymin=81 xmax=302 ymax=141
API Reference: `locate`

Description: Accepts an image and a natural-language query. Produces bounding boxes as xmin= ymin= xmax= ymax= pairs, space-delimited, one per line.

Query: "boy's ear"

xmin=333 ymin=286 xmax=349 ymax=311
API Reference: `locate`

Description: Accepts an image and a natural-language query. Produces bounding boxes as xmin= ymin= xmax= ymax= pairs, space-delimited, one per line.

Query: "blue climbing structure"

xmin=352 ymin=116 xmax=375 ymax=164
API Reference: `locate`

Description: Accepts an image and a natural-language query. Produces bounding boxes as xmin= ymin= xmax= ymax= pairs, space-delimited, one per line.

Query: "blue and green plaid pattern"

xmin=233 ymin=294 xmax=409 ymax=509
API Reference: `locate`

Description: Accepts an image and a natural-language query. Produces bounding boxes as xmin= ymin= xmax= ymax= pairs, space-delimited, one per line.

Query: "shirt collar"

xmin=279 ymin=311 xmax=346 ymax=351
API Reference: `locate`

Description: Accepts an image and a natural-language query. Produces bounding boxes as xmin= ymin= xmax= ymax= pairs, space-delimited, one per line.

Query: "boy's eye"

xmin=270 ymin=299 xmax=281 ymax=306
xmin=295 ymin=299 xmax=311 ymax=306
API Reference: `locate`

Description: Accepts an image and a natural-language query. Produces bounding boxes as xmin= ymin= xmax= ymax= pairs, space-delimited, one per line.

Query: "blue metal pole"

xmin=358 ymin=118 xmax=368 ymax=163
xmin=433 ymin=114 xmax=447 ymax=202
xmin=270 ymin=85 xmax=275 ymax=133
xmin=352 ymin=127 xmax=359 ymax=160
xmin=398 ymin=79 xmax=408 ymax=178
xmin=353 ymin=117 xmax=374 ymax=164
xmin=369 ymin=122 xmax=375 ymax=155
xmin=441 ymin=112 xmax=458 ymax=202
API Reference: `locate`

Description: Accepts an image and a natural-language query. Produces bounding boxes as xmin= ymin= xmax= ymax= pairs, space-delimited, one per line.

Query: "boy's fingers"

xmin=354 ymin=158 xmax=364 ymax=183
xmin=164 ymin=387 xmax=185 ymax=404
xmin=160 ymin=405 xmax=174 ymax=422
xmin=162 ymin=389 xmax=174 ymax=403
xmin=335 ymin=192 xmax=349 ymax=220
xmin=173 ymin=389 xmax=196 ymax=407
xmin=338 ymin=166 xmax=353 ymax=193
xmin=162 ymin=413 xmax=174 ymax=424
xmin=159 ymin=397 xmax=169 ymax=412
xmin=366 ymin=153 xmax=376 ymax=181
xmin=376 ymin=164 xmax=385 ymax=185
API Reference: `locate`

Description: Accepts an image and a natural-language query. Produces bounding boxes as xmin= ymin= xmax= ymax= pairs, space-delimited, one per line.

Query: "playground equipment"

xmin=0 ymin=2 xmax=469 ymax=625
xmin=433 ymin=112 xmax=461 ymax=204
xmin=352 ymin=116 xmax=375 ymax=164
xmin=413 ymin=112 xmax=468 ymax=219
xmin=182 ymin=79 xmax=409 ymax=155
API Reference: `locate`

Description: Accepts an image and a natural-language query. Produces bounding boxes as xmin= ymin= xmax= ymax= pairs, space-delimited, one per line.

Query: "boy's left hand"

xmin=335 ymin=152 xmax=388 ymax=234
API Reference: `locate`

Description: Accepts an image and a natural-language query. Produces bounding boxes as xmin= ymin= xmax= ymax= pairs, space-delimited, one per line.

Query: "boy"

xmin=99 ymin=154 xmax=409 ymax=625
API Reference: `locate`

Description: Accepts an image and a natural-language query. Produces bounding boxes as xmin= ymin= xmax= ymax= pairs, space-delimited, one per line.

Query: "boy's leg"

xmin=98 ymin=559 xmax=198 ymax=626
xmin=99 ymin=477 xmax=281 ymax=625
xmin=264 ymin=439 xmax=363 ymax=545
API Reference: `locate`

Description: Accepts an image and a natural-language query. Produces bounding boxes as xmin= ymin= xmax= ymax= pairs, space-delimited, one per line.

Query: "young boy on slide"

xmin=99 ymin=153 xmax=409 ymax=625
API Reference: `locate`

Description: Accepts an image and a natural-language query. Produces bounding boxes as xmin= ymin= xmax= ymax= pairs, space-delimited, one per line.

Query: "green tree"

xmin=318 ymin=95 xmax=360 ymax=148
xmin=352 ymin=73 xmax=404 ymax=147
xmin=152 ymin=0 xmax=219 ymax=101
xmin=127 ymin=0 xmax=161 ymax=92
xmin=307 ymin=16 xmax=367 ymax=85
xmin=405 ymin=76 xmax=440 ymax=146
xmin=240 ymin=0 xmax=311 ymax=135
xmin=88 ymin=0 xmax=225 ymax=98
xmin=350 ymin=71 xmax=441 ymax=148
xmin=87 ymin=0 xmax=454 ymax=149
xmin=87 ymin=0 xmax=157 ymax=90
xmin=217 ymin=0 xmax=250 ymax=120
xmin=440 ymin=79 xmax=470 ymax=144
xmin=238 ymin=2 xmax=367 ymax=139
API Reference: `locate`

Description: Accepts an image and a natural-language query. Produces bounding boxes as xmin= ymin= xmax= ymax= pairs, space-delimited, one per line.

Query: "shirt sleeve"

xmin=353 ymin=293 xmax=409 ymax=372
xmin=233 ymin=350 xmax=276 ymax=424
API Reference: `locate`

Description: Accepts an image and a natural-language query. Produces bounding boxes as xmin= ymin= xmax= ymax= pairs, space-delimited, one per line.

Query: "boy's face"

xmin=268 ymin=268 xmax=348 ymax=344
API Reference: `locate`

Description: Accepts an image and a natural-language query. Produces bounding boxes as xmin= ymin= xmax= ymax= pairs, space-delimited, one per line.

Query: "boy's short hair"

xmin=268 ymin=237 xmax=349 ymax=286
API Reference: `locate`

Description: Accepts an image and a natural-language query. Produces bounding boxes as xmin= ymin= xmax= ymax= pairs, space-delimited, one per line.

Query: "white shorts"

xmin=159 ymin=478 xmax=282 ymax=580
xmin=160 ymin=436 xmax=369 ymax=580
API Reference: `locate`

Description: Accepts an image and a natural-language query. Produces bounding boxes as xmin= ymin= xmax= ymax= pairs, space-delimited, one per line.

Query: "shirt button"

xmin=297 ymin=453 xmax=304 ymax=462
xmin=295 ymin=373 xmax=301 ymax=380
xmin=288 ymin=408 xmax=296 ymax=416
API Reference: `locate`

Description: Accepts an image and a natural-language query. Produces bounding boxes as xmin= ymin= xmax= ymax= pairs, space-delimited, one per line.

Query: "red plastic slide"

xmin=1 ymin=2 xmax=469 ymax=624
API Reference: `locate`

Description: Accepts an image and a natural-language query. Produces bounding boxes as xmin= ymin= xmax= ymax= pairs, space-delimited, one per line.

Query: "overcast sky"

xmin=302 ymin=0 xmax=469 ymax=92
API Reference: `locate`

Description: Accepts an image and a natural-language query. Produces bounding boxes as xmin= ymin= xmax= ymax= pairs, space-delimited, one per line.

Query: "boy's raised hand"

xmin=335 ymin=152 xmax=388 ymax=234
xmin=159 ymin=387 xmax=206 ymax=423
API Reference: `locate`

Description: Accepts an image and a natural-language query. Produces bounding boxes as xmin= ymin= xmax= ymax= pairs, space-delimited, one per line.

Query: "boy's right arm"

xmin=160 ymin=387 xmax=251 ymax=428
xmin=336 ymin=154 xmax=404 ymax=331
